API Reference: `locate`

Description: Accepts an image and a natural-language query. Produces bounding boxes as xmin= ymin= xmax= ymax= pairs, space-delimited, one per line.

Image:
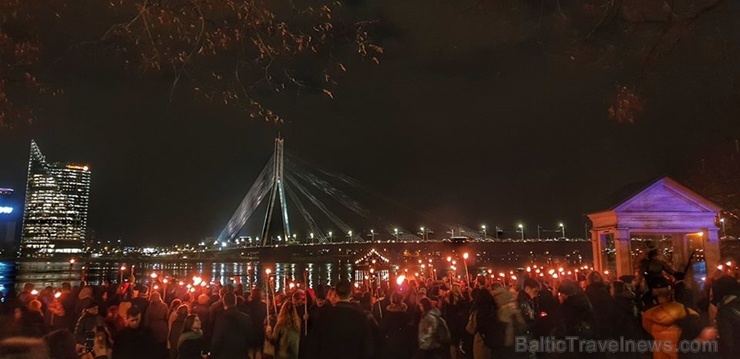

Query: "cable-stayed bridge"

xmin=217 ymin=137 xmax=427 ymax=247
xmin=214 ymin=138 xmax=583 ymax=250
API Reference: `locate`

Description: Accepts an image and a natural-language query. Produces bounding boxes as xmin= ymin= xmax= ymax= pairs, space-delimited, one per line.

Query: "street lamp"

xmin=420 ymin=227 xmax=426 ymax=240
xmin=370 ymin=229 xmax=375 ymax=242
xmin=348 ymin=231 xmax=353 ymax=243
xmin=720 ymin=218 xmax=726 ymax=238
xmin=328 ymin=231 xmax=333 ymax=242
xmin=481 ymin=225 xmax=487 ymax=241
xmin=394 ymin=228 xmax=399 ymax=241
xmin=518 ymin=224 xmax=524 ymax=241
xmin=559 ymin=223 xmax=566 ymax=239
xmin=309 ymin=233 xmax=315 ymax=244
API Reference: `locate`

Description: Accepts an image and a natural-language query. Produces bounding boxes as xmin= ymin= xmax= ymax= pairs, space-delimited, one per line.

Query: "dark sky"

xmin=1 ymin=0 xmax=738 ymax=246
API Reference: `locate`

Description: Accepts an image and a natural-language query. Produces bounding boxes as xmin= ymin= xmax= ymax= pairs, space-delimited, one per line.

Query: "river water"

xmin=0 ymin=260 xmax=357 ymax=295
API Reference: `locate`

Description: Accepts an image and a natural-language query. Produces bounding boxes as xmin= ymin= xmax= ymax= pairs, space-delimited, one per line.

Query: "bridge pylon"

xmin=261 ymin=137 xmax=291 ymax=246
xmin=217 ymin=137 xmax=292 ymax=246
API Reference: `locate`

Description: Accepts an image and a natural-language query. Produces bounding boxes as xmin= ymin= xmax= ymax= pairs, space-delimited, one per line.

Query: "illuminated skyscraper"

xmin=0 ymin=188 xmax=17 ymax=252
xmin=20 ymin=141 xmax=91 ymax=257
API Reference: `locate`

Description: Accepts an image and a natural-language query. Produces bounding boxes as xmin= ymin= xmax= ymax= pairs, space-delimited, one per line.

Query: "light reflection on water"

xmin=0 ymin=261 xmax=355 ymax=294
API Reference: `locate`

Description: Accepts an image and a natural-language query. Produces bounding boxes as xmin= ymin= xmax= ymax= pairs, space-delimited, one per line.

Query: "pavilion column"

xmin=672 ymin=233 xmax=689 ymax=272
xmin=591 ymin=230 xmax=603 ymax=272
xmin=704 ymin=228 xmax=721 ymax=276
xmin=614 ymin=229 xmax=632 ymax=278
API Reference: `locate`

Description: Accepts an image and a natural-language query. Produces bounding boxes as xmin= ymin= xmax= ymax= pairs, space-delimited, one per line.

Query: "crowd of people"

xmin=0 ymin=251 xmax=739 ymax=359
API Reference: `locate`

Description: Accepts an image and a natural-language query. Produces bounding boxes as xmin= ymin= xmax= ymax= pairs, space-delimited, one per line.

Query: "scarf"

xmin=177 ymin=330 xmax=202 ymax=350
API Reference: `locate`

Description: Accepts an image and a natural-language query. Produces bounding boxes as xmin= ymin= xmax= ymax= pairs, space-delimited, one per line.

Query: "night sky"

xmin=1 ymin=0 xmax=738 ymax=246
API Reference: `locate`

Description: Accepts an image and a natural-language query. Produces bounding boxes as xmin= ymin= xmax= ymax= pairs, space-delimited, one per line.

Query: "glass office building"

xmin=0 ymin=188 xmax=17 ymax=252
xmin=20 ymin=141 xmax=91 ymax=257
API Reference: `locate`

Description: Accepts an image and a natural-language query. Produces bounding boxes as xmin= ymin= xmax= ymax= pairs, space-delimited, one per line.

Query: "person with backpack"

xmin=418 ymin=297 xmax=451 ymax=359
xmin=642 ymin=278 xmax=701 ymax=359
xmin=712 ymin=275 xmax=740 ymax=359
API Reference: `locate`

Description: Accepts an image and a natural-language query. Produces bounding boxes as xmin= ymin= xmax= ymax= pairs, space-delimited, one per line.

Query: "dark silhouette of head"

xmin=223 ymin=292 xmax=237 ymax=308
xmin=335 ymin=280 xmax=353 ymax=300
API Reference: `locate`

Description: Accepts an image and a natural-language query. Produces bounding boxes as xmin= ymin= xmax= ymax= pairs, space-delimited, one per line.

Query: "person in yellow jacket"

xmin=642 ymin=278 xmax=698 ymax=359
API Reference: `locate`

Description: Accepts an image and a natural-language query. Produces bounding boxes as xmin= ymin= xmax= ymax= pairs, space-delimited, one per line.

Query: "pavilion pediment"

xmin=614 ymin=177 xmax=720 ymax=214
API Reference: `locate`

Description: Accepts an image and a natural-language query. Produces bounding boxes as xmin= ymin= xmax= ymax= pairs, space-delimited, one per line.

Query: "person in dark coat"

xmin=23 ymin=300 xmax=48 ymax=338
xmin=610 ymin=281 xmax=649 ymax=343
xmin=535 ymin=281 xmax=559 ymax=338
xmin=177 ymin=314 xmax=205 ymax=359
xmin=441 ymin=284 xmax=469 ymax=358
xmin=112 ymin=306 xmax=156 ymax=359
xmin=713 ymin=275 xmax=740 ymax=359
xmin=190 ymin=295 xmax=211 ymax=349
xmin=380 ymin=292 xmax=414 ymax=359
xmin=555 ymin=280 xmax=595 ymax=339
xmin=211 ymin=292 xmax=254 ymax=359
xmin=169 ymin=305 xmax=189 ymax=359
xmin=130 ymin=287 xmax=149 ymax=318
xmin=517 ymin=278 xmax=541 ymax=342
xmin=306 ymin=280 xmax=374 ymax=359
xmin=245 ymin=288 xmax=267 ymax=358
xmin=209 ymin=287 xmax=230 ymax=334
xmin=585 ymin=272 xmax=616 ymax=340
xmin=42 ymin=329 xmax=78 ymax=359
xmin=145 ymin=292 xmax=170 ymax=359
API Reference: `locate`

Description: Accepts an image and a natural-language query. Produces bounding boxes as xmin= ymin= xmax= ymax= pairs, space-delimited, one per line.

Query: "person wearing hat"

xmin=713 ymin=275 xmax=740 ymax=359
xmin=642 ymin=278 xmax=699 ymax=359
